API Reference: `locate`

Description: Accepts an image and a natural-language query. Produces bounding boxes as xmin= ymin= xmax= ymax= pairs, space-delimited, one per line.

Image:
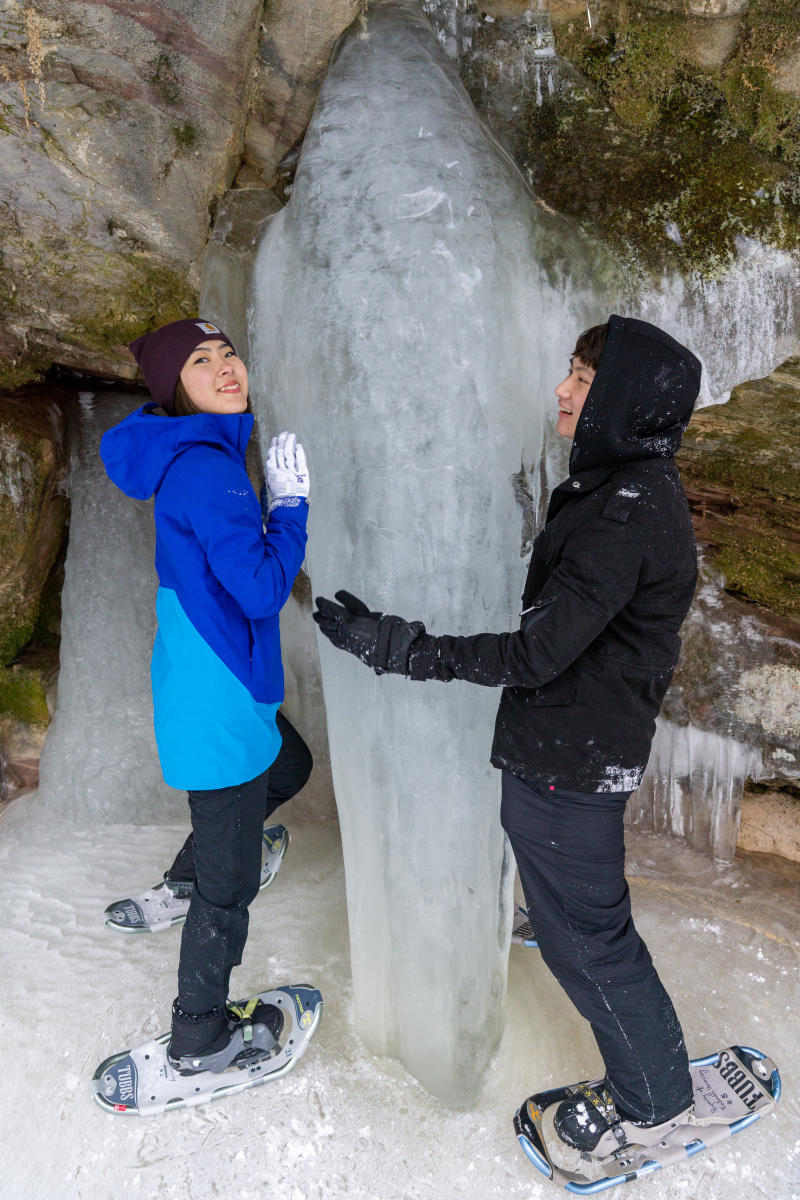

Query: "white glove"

xmin=266 ymin=431 xmax=310 ymax=508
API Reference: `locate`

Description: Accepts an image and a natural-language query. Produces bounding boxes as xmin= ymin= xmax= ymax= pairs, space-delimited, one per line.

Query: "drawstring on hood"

xmin=570 ymin=315 xmax=701 ymax=477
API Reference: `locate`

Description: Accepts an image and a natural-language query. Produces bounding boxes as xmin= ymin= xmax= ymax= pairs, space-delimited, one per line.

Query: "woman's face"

xmin=179 ymin=340 xmax=248 ymax=414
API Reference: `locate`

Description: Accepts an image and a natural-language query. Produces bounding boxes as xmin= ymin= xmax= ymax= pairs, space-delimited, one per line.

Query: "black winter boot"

xmin=168 ymin=998 xmax=284 ymax=1075
xmin=554 ymin=1082 xmax=692 ymax=1155
xmin=168 ymin=1001 xmax=230 ymax=1063
xmin=554 ymin=1083 xmax=628 ymax=1152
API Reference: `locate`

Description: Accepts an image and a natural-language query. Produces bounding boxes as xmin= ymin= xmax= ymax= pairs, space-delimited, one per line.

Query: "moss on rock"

xmin=0 ymin=153 xmax=196 ymax=384
xmin=677 ymin=355 xmax=800 ymax=622
xmin=0 ymin=662 xmax=50 ymax=725
xmin=719 ymin=0 xmax=800 ymax=167
xmin=464 ymin=3 xmax=800 ymax=274
xmin=0 ymin=222 xmax=196 ymax=383
xmin=70 ymin=254 xmax=196 ymax=359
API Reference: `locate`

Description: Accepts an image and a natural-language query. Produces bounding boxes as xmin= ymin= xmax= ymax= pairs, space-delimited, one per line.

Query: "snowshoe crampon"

xmin=513 ymin=1044 xmax=780 ymax=1192
xmin=511 ymin=905 xmax=538 ymax=948
xmin=90 ymin=984 xmax=322 ymax=1116
xmin=104 ymin=824 xmax=290 ymax=933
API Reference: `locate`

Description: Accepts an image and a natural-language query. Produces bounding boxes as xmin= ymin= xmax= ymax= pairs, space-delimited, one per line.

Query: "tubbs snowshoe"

xmin=91 ymin=984 xmax=322 ymax=1116
xmin=511 ymin=905 xmax=538 ymax=948
xmin=104 ymin=824 xmax=290 ymax=933
xmin=514 ymin=1044 xmax=780 ymax=1192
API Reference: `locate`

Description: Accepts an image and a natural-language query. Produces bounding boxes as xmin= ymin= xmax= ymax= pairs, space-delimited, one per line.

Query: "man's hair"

xmin=573 ymin=323 xmax=609 ymax=371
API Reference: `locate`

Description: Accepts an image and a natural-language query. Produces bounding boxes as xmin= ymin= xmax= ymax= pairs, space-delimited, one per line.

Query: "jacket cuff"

xmin=266 ymin=498 xmax=309 ymax=525
xmin=407 ymin=634 xmax=451 ymax=682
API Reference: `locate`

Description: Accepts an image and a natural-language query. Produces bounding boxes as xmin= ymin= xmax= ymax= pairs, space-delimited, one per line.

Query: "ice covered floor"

xmin=0 ymin=796 xmax=797 ymax=1200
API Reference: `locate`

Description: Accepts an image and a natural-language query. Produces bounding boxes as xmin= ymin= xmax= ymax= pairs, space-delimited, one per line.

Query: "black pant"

xmin=500 ymin=770 xmax=692 ymax=1124
xmin=167 ymin=710 xmax=313 ymax=884
xmin=176 ymin=712 xmax=312 ymax=1015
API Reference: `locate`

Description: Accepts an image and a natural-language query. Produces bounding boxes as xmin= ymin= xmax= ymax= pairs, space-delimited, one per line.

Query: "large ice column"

xmin=248 ymin=0 xmax=615 ymax=1102
xmin=37 ymin=397 xmax=183 ymax=824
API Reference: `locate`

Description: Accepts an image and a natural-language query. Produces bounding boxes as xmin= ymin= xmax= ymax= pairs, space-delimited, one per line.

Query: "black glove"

xmin=313 ymin=590 xmax=425 ymax=676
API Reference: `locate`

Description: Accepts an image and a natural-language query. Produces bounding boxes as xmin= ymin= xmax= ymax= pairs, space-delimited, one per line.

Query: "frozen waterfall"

xmin=36 ymin=396 xmax=183 ymax=824
xmin=246 ymin=0 xmax=616 ymax=1103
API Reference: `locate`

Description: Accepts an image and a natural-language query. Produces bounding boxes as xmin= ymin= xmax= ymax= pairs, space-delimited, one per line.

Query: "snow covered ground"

xmin=0 ymin=795 xmax=797 ymax=1200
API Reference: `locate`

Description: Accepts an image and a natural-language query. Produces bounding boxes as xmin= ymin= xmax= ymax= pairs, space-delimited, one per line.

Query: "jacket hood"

xmin=100 ymin=403 xmax=254 ymax=500
xmin=569 ymin=314 xmax=701 ymax=476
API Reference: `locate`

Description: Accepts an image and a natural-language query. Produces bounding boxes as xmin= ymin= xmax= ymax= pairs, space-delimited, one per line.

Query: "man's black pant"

xmin=500 ymin=770 xmax=692 ymax=1125
xmin=175 ymin=712 xmax=312 ymax=1015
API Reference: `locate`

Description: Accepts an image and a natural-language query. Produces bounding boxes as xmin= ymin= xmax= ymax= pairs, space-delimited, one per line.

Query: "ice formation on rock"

xmin=419 ymin=0 xmax=476 ymax=58
xmin=639 ymin=243 xmax=800 ymax=408
xmin=247 ymin=0 xmax=615 ymax=1102
xmin=37 ymin=398 xmax=182 ymax=823
xmin=628 ymin=719 xmax=766 ymax=862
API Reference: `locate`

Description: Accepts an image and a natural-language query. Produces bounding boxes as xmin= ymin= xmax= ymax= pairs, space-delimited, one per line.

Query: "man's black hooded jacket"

xmin=408 ymin=314 xmax=701 ymax=792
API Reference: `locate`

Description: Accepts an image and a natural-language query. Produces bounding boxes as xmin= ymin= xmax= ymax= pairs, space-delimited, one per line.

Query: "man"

xmin=313 ymin=314 xmax=700 ymax=1150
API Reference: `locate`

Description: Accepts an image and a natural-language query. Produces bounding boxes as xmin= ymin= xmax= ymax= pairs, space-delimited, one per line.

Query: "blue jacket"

xmin=100 ymin=404 xmax=308 ymax=789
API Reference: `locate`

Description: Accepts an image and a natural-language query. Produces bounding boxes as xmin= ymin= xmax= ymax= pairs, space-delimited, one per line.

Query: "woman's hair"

xmin=573 ymin=323 xmax=609 ymax=371
xmin=169 ymin=377 xmax=252 ymax=416
xmin=172 ymin=378 xmax=201 ymax=416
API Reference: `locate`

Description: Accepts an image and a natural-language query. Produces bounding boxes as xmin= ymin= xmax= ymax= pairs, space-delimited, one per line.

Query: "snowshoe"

xmin=104 ymin=824 xmax=290 ymax=933
xmin=91 ymin=984 xmax=322 ymax=1116
xmin=511 ymin=905 xmax=538 ymax=948
xmin=514 ymin=1044 xmax=780 ymax=1192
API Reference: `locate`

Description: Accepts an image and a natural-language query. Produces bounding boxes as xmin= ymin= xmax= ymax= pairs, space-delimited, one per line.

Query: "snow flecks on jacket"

xmin=596 ymin=764 xmax=645 ymax=793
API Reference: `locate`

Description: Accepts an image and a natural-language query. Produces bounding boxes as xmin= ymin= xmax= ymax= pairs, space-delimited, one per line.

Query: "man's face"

xmin=554 ymin=355 xmax=595 ymax=440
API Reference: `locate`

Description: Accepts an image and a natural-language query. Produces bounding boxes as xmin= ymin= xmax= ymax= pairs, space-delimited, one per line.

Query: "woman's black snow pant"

xmin=500 ymin=770 xmax=693 ymax=1125
xmin=175 ymin=711 xmax=312 ymax=1015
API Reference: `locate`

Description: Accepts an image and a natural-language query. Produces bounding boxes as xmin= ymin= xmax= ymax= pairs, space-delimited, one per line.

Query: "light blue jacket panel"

xmin=152 ymin=587 xmax=282 ymax=790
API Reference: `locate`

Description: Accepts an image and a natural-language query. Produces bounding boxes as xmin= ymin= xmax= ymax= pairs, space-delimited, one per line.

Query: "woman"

xmin=101 ymin=317 xmax=310 ymax=1071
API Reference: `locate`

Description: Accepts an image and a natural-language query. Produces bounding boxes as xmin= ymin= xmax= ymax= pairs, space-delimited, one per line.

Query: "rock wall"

xmin=2 ymin=0 xmax=798 ymax=383
xmin=0 ymin=0 xmax=361 ymax=388
xmin=678 ymin=355 xmax=800 ymax=624
xmin=0 ymin=387 xmax=68 ymax=664
xmin=0 ymin=384 xmax=68 ymax=799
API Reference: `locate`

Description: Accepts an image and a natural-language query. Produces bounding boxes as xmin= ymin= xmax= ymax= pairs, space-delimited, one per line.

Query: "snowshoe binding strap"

xmin=163 ymin=876 xmax=194 ymax=900
xmin=227 ymin=997 xmax=262 ymax=1046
